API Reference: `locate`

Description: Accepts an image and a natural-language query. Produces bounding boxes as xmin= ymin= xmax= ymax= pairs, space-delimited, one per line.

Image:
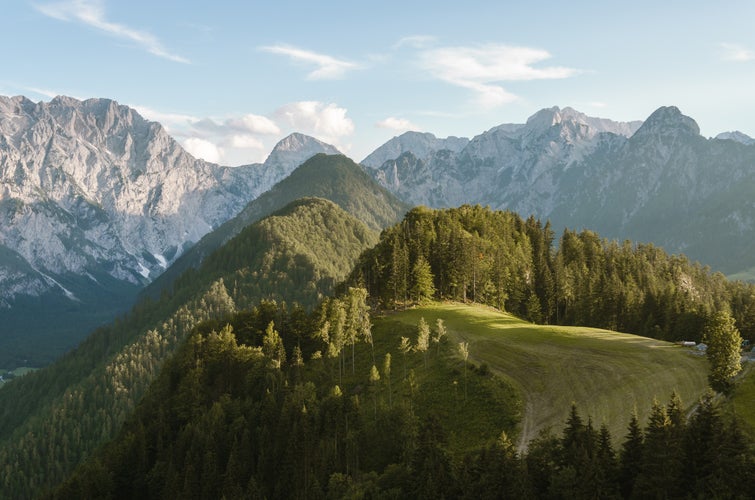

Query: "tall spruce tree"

xmin=703 ymin=311 xmax=743 ymax=392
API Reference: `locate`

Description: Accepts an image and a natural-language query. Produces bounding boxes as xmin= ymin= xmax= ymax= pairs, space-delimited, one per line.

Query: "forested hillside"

xmin=0 ymin=198 xmax=377 ymax=498
xmin=4 ymin=202 xmax=754 ymax=498
xmin=53 ymin=300 xmax=753 ymax=499
xmin=146 ymin=153 xmax=409 ymax=298
xmin=348 ymin=204 xmax=755 ymax=344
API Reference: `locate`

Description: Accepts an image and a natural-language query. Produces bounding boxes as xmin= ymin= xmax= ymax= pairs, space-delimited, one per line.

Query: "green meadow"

xmin=725 ymin=363 xmax=755 ymax=441
xmin=385 ymin=302 xmax=710 ymax=448
xmin=0 ymin=367 xmax=36 ymax=387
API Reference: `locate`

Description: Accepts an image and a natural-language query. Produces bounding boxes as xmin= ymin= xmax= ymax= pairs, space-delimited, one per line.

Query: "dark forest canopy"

xmin=52 ymin=301 xmax=754 ymax=499
xmin=0 ymin=197 xmax=379 ymax=498
xmin=5 ymin=202 xmax=755 ymax=498
xmin=348 ymin=204 xmax=755 ymax=343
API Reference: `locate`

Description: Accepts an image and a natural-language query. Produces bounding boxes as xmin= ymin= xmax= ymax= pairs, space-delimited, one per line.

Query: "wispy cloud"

xmin=132 ymin=105 xmax=200 ymax=129
xmin=420 ymin=44 xmax=579 ymax=107
xmin=260 ymin=44 xmax=358 ymax=80
xmin=719 ymin=42 xmax=755 ymax=62
xmin=393 ymin=35 xmax=437 ymax=49
xmin=376 ymin=117 xmax=421 ymax=132
xmin=34 ymin=0 xmax=190 ymax=63
xmin=23 ymin=86 xmax=85 ymax=100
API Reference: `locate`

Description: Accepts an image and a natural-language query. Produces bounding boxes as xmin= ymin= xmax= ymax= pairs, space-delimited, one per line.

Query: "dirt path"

xmin=517 ymin=399 xmax=535 ymax=451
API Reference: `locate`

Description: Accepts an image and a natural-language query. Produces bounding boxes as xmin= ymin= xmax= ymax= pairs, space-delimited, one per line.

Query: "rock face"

xmin=361 ymin=131 xmax=469 ymax=169
xmin=0 ymin=96 xmax=339 ymax=305
xmin=364 ymin=106 xmax=641 ymax=211
xmin=364 ymin=105 xmax=755 ymax=274
xmin=715 ymin=130 xmax=755 ymax=145
xmin=0 ymin=95 xmax=341 ymax=365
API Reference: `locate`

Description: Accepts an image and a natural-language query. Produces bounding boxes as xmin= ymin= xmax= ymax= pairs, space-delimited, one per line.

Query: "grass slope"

xmin=725 ymin=362 xmax=755 ymax=442
xmin=387 ymin=302 xmax=709 ymax=449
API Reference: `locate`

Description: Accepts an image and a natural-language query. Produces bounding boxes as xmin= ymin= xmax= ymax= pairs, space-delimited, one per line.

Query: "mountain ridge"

xmin=0 ymin=95 xmax=341 ymax=365
xmin=144 ymin=153 xmax=409 ymax=299
xmin=364 ymin=105 xmax=755 ymax=275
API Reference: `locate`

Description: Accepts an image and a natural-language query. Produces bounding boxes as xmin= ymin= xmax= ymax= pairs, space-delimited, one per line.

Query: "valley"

xmin=0 ymin=98 xmax=753 ymax=498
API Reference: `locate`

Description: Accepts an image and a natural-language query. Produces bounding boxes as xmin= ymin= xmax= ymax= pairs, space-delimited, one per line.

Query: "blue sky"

xmin=3 ymin=0 xmax=755 ymax=165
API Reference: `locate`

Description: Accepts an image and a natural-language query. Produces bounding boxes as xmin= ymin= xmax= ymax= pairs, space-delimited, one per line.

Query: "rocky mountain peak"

xmin=523 ymin=106 xmax=641 ymax=139
xmin=524 ymin=106 xmax=565 ymax=131
xmin=715 ymin=130 xmax=755 ymax=145
xmin=361 ymin=131 xmax=469 ymax=169
xmin=269 ymin=133 xmax=339 ymax=155
xmin=633 ymin=106 xmax=700 ymax=139
xmin=0 ymin=96 xmax=336 ymax=307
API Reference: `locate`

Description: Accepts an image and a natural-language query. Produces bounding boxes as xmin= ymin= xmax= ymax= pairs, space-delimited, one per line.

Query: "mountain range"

xmin=3 ymin=95 xmax=755 ymax=367
xmin=362 ymin=106 xmax=755 ymax=275
xmin=1 ymin=94 xmax=754 ymax=496
xmin=0 ymin=96 xmax=338 ymax=365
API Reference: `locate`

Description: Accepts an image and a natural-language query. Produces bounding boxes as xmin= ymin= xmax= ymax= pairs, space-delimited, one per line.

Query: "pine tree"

xmin=369 ymin=365 xmax=381 ymax=421
xmin=262 ymin=322 xmax=286 ymax=371
xmin=618 ymin=411 xmax=643 ymax=499
xmin=411 ymin=254 xmax=435 ymax=303
xmin=383 ymin=353 xmax=392 ymax=408
xmin=433 ymin=318 xmax=447 ymax=356
xmin=458 ymin=341 xmax=469 ymax=401
xmin=416 ymin=317 xmax=430 ymax=368
xmin=634 ymin=399 xmax=679 ymax=498
xmin=702 ymin=311 xmax=743 ymax=393
xmin=398 ymin=336 xmax=412 ymax=380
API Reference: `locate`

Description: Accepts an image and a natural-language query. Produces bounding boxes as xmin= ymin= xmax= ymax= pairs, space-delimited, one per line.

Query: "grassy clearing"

xmin=386 ymin=302 xmax=710 ymax=449
xmin=728 ymin=266 xmax=755 ymax=283
xmin=314 ymin=312 xmax=522 ymax=455
xmin=725 ymin=363 xmax=755 ymax=442
xmin=0 ymin=367 xmax=37 ymax=387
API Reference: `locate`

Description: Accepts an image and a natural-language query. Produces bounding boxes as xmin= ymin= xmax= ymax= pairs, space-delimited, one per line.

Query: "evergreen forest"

xmin=1 ymin=202 xmax=754 ymax=498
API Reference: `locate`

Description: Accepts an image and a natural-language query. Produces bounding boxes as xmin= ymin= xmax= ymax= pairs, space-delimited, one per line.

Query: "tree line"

xmin=348 ymin=205 xmax=755 ymax=345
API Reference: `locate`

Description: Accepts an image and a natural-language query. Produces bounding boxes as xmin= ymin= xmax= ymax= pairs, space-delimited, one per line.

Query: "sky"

xmin=2 ymin=0 xmax=755 ymax=166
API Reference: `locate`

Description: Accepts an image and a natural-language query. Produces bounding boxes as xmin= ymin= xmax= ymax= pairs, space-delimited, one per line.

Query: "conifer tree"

xmin=458 ymin=341 xmax=469 ymax=400
xmin=702 ymin=311 xmax=743 ymax=392
xmin=369 ymin=365 xmax=380 ymax=421
xmin=411 ymin=254 xmax=435 ymax=303
xmin=416 ymin=317 xmax=430 ymax=368
xmin=618 ymin=411 xmax=644 ymax=499
xmin=383 ymin=353 xmax=392 ymax=408
xmin=433 ymin=318 xmax=446 ymax=356
xmin=262 ymin=322 xmax=286 ymax=371
xmin=398 ymin=336 xmax=412 ymax=380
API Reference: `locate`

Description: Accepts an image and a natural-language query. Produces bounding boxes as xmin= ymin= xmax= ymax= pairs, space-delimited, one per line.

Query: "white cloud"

xmin=393 ymin=35 xmax=437 ymax=49
xmin=132 ymin=105 xmax=200 ymax=131
xmin=274 ymin=101 xmax=355 ymax=143
xmin=260 ymin=44 xmax=358 ymax=80
xmin=34 ymin=0 xmax=189 ymax=63
xmin=183 ymin=137 xmax=221 ymax=163
xmin=226 ymin=114 xmax=280 ymax=135
xmin=719 ymin=42 xmax=755 ymax=62
xmin=376 ymin=117 xmax=421 ymax=132
xmin=134 ymin=100 xmax=354 ymax=166
xmin=420 ymin=44 xmax=578 ymax=107
xmin=25 ymin=87 xmax=64 ymax=99
xmin=228 ymin=134 xmax=265 ymax=150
